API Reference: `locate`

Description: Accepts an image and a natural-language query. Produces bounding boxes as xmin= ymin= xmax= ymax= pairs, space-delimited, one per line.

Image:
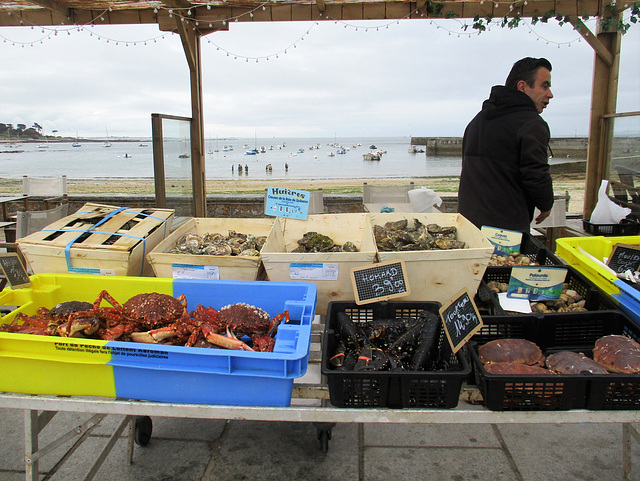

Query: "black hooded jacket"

xmin=458 ymin=85 xmax=554 ymax=232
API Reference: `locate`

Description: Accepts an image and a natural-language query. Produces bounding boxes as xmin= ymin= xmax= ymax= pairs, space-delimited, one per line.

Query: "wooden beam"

xmin=22 ymin=0 xmax=69 ymax=17
xmin=568 ymin=16 xmax=614 ymax=67
xmin=583 ymin=17 xmax=622 ymax=219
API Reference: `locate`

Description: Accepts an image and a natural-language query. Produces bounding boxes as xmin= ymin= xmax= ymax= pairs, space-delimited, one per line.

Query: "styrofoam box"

xmin=261 ymin=213 xmax=377 ymax=315
xmin=369 ymin=213 xmax=494 ymax=304
xmin=0 ymin=273 xmax=317 ymax=406
xmin=147 ymin=217 xmax=274 ymax=280
xmin=17 ymin=203 xmax=174 ymax=277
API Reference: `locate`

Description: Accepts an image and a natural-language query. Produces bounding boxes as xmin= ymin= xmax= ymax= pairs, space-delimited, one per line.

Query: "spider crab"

xmin=185 ymin=302 xmax=290 ymax=352
xmin=62 ymin=290 xmax=191 ymax=342
xmin=0 ymin=301 xmax=100 ymax=338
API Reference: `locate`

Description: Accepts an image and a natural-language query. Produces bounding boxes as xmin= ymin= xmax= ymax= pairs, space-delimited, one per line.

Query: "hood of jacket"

xmin=481 ymin=85 xmax=539 ymax=121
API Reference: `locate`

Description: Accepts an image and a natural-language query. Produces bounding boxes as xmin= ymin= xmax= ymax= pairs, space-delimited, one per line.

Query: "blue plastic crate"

xmin=0 ymin=274 xmax=317 ymax=407
xmin=613 ymin=279 xmax=640 ymax=328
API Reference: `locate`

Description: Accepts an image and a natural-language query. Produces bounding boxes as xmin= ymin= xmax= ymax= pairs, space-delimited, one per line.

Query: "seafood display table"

xmin=1 ymin=386 xmax=639 ymax=481
xmin=1 ymin=325 xmax=639 ymax=480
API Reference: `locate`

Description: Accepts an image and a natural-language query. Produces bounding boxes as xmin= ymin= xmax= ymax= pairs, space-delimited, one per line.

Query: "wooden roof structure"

xmin=0 ymin=0 xmax=636 ymax=218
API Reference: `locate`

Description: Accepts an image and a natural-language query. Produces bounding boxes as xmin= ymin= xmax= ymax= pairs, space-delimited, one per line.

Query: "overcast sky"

xmin=0 ymin=16 xmax=638 ymax=139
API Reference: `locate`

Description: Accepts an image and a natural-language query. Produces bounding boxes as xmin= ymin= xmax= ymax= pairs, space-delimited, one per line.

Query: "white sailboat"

xmin=104 ymin=128 xmax=112 ymax=148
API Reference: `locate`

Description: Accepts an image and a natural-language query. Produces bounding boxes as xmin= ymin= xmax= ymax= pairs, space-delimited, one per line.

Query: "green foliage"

xmin=439 ymin=1 xmax=640 ymax=35
xmin=0 ymin=121 xmax=45 ymax=140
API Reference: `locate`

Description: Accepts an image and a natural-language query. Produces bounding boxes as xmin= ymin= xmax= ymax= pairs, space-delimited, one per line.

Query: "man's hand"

xmin=535 ymin=210 xmax=551 ymax=224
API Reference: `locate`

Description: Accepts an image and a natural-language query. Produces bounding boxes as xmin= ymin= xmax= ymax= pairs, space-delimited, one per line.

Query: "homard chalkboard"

xmin=439 ymin=288 xmax=483 ymax=353
xmin=606 ymin=243 xmax=640 ymax=274
xmin=0 ymin=253 xmax=31 ymax=289
xmin=350 ymin=259 xmax=410 ymax=305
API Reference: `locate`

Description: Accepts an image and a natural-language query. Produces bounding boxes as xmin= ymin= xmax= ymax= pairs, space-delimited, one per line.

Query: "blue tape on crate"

xmin=41 ymin=206 xmax=156 ymax=276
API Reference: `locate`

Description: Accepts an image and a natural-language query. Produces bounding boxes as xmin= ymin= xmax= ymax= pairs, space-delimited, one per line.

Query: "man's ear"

xmin=516 ymin=80 xmax=527 ymax=92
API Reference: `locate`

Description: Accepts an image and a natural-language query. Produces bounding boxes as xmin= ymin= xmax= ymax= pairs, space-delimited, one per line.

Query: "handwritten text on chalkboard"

xmin=0 ymin=253 xmax=31 ymax=289
xmin=607 ymin=244 xmax=640 ymax=274
xmin=351 ymin=260 xmax=410 ymax=304
xmin=439 ymin=289 xmax=483 ymax=353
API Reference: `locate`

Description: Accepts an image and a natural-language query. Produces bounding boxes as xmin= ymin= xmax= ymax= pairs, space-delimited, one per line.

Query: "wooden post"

xmin=583 ymin=19 xmax=622 ymax=219
xmin=175 ymin=19 xmax=207 ymax=218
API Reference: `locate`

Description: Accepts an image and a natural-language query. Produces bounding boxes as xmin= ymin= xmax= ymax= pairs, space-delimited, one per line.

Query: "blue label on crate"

xmin=506 ymin=266 xmax=567 ymax=301
xmin=481 ymin=226 xmax=523 ymax=256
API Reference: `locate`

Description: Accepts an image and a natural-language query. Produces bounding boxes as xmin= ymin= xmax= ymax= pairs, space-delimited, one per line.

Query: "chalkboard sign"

xmin=439 ymin=288 xmax=483 ymax=353
xmin=0 ymin=253 xmax=31 ymax=289
xmin=351 ymin=259 xmax=410 ymax=305
xmin=607 ymin=243 xmax=640 ymax=274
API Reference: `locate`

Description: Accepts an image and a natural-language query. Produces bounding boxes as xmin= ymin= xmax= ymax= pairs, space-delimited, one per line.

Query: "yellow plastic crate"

xmin=555 ymin=235 xmax=640 ymax=297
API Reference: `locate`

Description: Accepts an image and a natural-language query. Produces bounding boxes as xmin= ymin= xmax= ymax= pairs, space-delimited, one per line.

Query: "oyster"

xmin=293 ymin=231 xmax=359 ymax=252
xmin=171 ymin=230 xmax=265 ymax=257
xmin=373 ymin=220 xmax=463 ymax=252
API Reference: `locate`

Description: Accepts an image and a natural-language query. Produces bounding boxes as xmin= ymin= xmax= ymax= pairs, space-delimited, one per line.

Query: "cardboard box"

xmin=369 ymin=213 xmax=494 ymax=304
xmin=147 ymin=217 xmax=274 ymax=280
xmin=0 ymin=273 xmax=317 ymax=406
xmin=261 ymin=214 xmax=377 ymax=315
xmin=17 ymin=203 xmax=174 ymax=277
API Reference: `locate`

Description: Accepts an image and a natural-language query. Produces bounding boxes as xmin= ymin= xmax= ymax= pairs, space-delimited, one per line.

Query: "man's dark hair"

xmin=505 ymin=57 xmax=552 ymax=89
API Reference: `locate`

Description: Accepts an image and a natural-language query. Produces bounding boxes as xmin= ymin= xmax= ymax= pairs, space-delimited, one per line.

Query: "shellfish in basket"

xmin=478 ymin=338 xmax=546 ymax=367
xmin=593 ymin=335 xmax=640 ymax=374
xmin=545 ymin=351 xmax=609 ymax=375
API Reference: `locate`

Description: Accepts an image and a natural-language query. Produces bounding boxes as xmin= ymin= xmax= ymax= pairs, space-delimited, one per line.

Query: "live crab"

xmin=1 ymin=291 xmax=289 ymax=352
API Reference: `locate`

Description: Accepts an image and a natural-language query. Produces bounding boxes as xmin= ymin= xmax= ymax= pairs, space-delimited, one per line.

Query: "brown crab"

xmin=484 ymin=362 xmax=555 ymax=375
xmin=593 ymin=335 xmax=640 ymax=374
xmin=478 ymin=338 xmax=546 ymax=367
xmin=546 ymin=351 xmax=609 ymax=375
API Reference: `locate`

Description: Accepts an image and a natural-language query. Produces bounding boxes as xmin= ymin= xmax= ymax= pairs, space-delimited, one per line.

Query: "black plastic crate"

xmin=486 ymin=233 xmax=563 ymax=275
xmin=470 ymin=311 xmax=640 ymax=411
xmin=470 ymin=342 xmax=587 ymax=411
xmin=482 ymin=265 xmax=619 ymax=316
xmin=582 ymin=219 xmax=640 ymax=236
xmin=321 ymin=300 xmax=470 ymax=409
xmin=538 ymin=311 xmax=640 ymax=410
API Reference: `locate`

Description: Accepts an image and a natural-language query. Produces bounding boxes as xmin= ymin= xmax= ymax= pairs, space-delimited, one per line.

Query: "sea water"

xmin=0 ymin=136 xmax=577 ymax=181
xmin=0 ymin=137 xmax=462 ymax=181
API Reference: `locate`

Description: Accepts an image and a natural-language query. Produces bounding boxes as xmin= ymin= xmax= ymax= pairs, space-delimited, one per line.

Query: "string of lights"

xmin=0 ymin=3 xmax=617 ymax=55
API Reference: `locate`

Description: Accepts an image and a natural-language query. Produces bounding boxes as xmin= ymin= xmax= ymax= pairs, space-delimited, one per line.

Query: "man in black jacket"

xmin=458 ymin=57 xmax=555 ymax=232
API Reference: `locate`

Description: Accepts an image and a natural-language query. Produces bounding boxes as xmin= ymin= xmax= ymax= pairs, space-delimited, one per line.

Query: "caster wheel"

xmin=317 ymin=429 xmax=331 ymax=452
xmin=134 ymin=416 xmax=153 ymax=446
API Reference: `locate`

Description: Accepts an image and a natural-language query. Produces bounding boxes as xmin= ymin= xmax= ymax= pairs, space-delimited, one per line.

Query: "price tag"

xmin=351 ymin=260 xmax=410 ymax=305
xmin=264 ymin=187 xmax=310 ymax=220
xmin=0 ymin=253 xmax=31 ymax=289
xmin=481 ymin=226 xmax=523 ymax=255
xmin=439 ymin=288 xmax=483 ymax=353
xmin=289 ymin=263 xmax=338 ymax=280
xmin=172 ymin=264 xmax=220 ymax=280
xmin=606 ymin=243 xmax=640 ymax=274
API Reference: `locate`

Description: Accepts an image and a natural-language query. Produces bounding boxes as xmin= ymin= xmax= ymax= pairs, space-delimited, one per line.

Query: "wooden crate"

xmin=17 ymin=203 xmax=174 ymax=276
xmin=147 ymin=217 xmax=275 ymax=280
xmin=261 ymin=214 xmax=377 ymax=315
xmin=369 ymin=213 xmax=494 ymax=304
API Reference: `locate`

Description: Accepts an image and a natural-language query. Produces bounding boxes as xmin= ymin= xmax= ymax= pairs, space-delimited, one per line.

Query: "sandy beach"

xmin=0 ymin=172 xmax=586 ymax=213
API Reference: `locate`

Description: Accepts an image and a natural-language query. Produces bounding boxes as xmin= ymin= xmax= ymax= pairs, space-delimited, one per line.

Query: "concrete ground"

xmin=0 ymin=406 xmax=638 ymax=481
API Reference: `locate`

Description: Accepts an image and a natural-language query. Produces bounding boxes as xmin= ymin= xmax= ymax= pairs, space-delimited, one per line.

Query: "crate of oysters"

xmin=261 ymin=214 xmax=377 ymax=315
xmin=368 ymin=213 xmax=494 ymax=305
xmin=483 ymin=265 xmax=619 ymax=317
xmin=147 ymin=218 xmax=274 ymax=281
